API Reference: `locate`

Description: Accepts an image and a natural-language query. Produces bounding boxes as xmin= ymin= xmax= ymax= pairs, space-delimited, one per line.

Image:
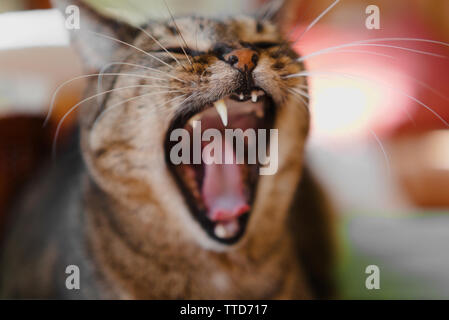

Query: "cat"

xmin=0 ymin=0 xmax=336 ymax=299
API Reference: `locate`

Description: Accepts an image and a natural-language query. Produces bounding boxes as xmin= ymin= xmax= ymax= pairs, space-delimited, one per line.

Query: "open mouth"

xmin=165 ymin=88 xmax=275 ymax=244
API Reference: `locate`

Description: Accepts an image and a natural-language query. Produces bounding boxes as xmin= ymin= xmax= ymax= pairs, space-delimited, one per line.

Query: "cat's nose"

xmin=224 ymin=48 xmax=259 ymax=73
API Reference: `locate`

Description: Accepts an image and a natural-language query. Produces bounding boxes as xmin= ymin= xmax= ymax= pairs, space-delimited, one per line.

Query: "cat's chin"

xmin=165 ymin=88 xmax=276 ymax=245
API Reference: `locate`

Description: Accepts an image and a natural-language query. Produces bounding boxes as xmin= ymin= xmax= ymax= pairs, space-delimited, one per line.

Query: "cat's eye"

xmin=156 ymin=47 xmax=204 ymax=57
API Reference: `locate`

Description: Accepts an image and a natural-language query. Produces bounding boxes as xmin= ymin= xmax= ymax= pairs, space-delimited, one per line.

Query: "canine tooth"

xmin=251 ymin=92 xmax=258 ymax=103
xmin=239 ymin=93 xmax=244 ymax=100
xmin=214 ymin=99 xmax=228 ymax=127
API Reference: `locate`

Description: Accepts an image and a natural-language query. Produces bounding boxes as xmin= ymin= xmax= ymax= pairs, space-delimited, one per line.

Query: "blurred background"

xmin=0 ymin=0 xmax=448 ymax=298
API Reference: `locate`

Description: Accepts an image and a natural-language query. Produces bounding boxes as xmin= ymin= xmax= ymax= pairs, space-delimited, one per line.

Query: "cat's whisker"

xmin=163 ymin=0 xmax=194 ymax=69
xmin=407 ymin=75 xmax=449 ymax=103
xmin=99 ymin=62 xmax=188 ymax=83
xmin=173 ymin=92 xmax=199 ymax=115
xmin=290 ymin=87 xmax=310 ymax=100
xmin=284 ymin=70 xmax=449 ymax=127
xmin=260 ymin=0 xmax=285 ymax=21
xmin=309 ymin=49 xmax=397 ymax=60
xmin=92 ymin=91 xmax=185 ymax=132
xmin=273 ymin=0 xmax=340 ymax=57
xmin=135 ymin=26 xmax=187 ymax=71
xmin=369 ymin=129 xmax=391 ymax=178
xmin=297 ymin=43 xmax=445 ymax=63
xmin=96 ymin=62 xmax=188 ymax=100
xmin=87 ymin=30 xmax=175 ymax=70
xmin=96 ymin=70 xmax=168 ymax=95
xmin=45 ymin=73 xmax=181 ymax=126
xmin=167 ymin=92 xmax=203 ymax=120
xmin=285 ymin=70 xmax=415 ymax=120
xmin=345 ymin=37 xmax=449 ymax=48
xmin=257 ymin=0 xmax=274 ymax=20
xmin=195 ymin=22 xmax=200 ymax=53
xmin=52 ymin=84 xmax=176 ymax=158
xmin=293 ymin=0 xmax=340 ymax=43
xmin=288 ymin=88 xmax=310 ymax=109
xmin=293 ymin=50 xmax=449 ymax=103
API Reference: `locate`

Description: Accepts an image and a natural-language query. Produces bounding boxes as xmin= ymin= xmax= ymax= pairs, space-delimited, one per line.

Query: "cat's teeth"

xmin=239 ymin=93 xmax=244 ymax=101
xmin=214 ymin=99 xmax=228 ymax=127
xmin=214 ymin=224 xmax=228 ymax=239
xmin=214 ymin=221 xmax=239 ymax=239
xmin=251 ymin=91 xmax=258 ymax=103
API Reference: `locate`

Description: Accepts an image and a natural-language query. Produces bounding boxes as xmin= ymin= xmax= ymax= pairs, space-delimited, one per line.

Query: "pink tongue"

xmin=202 ymin=137 xmax=250 ymax=222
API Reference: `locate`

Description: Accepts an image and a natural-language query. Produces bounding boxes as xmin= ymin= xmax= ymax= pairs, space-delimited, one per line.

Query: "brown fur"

xmin=0 ymin=0 xmax=336 ymax=299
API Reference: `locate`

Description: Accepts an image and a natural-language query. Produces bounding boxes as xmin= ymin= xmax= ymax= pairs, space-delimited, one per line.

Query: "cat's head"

xmin=56 ymin=0 xmax=309 ymax=251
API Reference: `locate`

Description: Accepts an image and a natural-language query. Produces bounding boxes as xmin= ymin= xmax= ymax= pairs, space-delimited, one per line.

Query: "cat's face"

xmin=75 ymin=10 xmax=309 ymax=250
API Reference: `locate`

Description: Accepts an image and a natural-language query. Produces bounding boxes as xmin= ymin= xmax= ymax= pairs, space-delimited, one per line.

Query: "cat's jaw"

xmin=164 ymin=87 xmax=276 ymax=245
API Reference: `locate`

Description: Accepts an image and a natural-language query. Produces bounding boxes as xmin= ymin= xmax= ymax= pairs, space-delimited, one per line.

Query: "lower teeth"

xmin=214 ymin=220 xmax=239 ymax=239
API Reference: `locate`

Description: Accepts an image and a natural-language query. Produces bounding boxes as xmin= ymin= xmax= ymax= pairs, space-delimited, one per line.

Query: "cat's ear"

xmin=258 ymin=0 xmax=301 ymax=33
xmin=52 ymin=0 xmax=140 ymax=70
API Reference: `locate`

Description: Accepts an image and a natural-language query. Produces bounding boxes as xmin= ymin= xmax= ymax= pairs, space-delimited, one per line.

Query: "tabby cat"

xmin=0 ymin=0 xmax=336 ymax=299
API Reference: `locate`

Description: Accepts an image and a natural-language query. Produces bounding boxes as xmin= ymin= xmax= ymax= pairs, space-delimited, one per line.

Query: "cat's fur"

xmin=0 ymin=0 xmax=336 ymax=299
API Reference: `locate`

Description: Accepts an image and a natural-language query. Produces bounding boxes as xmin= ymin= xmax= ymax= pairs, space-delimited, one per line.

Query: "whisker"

xmin=297 ymin=43 xmax=446 ymax=62
xmin=293 ymin=0 xmax=340 ymax=43
xmin=406 ymin=75 xmax=449 ymax=103
xmin=51 ymin=84 xmax=175 ymax=158
xmin=290 ymin=87 xmax=310 ymax=99
xmin=306 ymin=49 xmax=397 ymax=60
xmin=273 ymin=0 xmax=340 ymax=57
xmin=258 ymin=0 xmax=274 ymax=20
xmin=285 ymin=70 xmax=449 ymax=126
xmin=45 ymin=73 xmax=180 ymax=126
xmin=350 ymin=37 xmax=449 ymax=48
xmin=98 ymin=62 xmax=188 ymax=83
xmin=96 ymin=69 xmax=167 ymax=95
xmin=195 ymin=22 xmax=199 ymax=53
xmin=162 ymin=0 xmax=194 ymax=68
xmin=135 ymin=25 xmax=186 ymax=70
xmin=87 ymin=30 xmax=175 ymax=69
xmin=369 ymin=129 xmax=391 ymax=178
xmin=288 ymin=88 xmax=309 ymax=108
xmin=171 ymin=92 xmax=202 ymax=118
xmin=294 ymin=50 xmax=449 ymax=103
xmin=260 ymin=0 xmax=285 ymax=21
xmin=92 ymin=91 xmax=185 ymax=132
xmin=286 ymin=70 xmax=417 ymax=121
xmin=96 ymin=62 xmax=188 ymax=102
